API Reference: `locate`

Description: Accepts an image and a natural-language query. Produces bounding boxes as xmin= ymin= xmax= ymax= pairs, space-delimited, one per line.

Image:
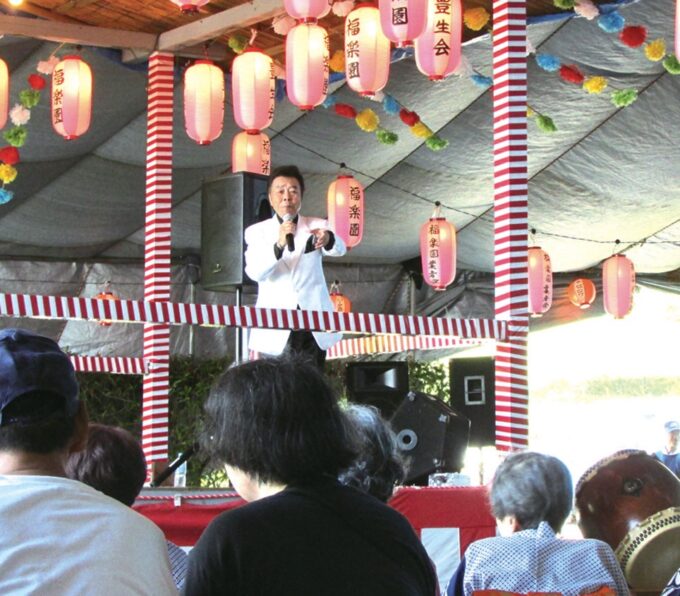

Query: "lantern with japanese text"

xmin=527 ymin=247 xmax=552 ymax=317
xmin=51 ymin=55 xmax=92 ymax=140
xmin=184 ymin=60 xmax=224 ymax=145
xmin=232 ymin=48 xmax=275 ymax=132
xmin=232 ymin=131 xmax=271 ymax=175
xmin=327 ymin=174 xmax=364 ymax=249
xmin=379 ymin=0 xmax=427 ymax=47
xmin=420 ymin=202 xmax=457 ymax=291
xmin=602 ymin=254 xmax=635 ymax=319
xmin=95 ymin=287 xmax=119 ymax=327
xmin=344 ymin=4 xmax=391 ymax=96
xmin=0 ymin=59 xmax=7 ymax=130
xmin=284 ymin=0 xmax=331 ymax=19
xmin=286 ymin=22 xmax=330 ymax=110
xmin=330 ymin=281 xmax=352 ymax=313
xmin=414 ymin=0 xmax=462 ymax=80
xmin=169 ymin=0 xmax=210 ymax=13
xmin=567 ymin=278 xmax=597 ymax=309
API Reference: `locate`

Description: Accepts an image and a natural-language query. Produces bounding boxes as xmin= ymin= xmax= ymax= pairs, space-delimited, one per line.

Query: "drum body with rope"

xmin=575 ymin=449 xmax=680 ymax=593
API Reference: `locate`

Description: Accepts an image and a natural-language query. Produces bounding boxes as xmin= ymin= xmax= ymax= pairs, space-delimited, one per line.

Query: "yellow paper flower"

xmin=583 ymin=76 xmax=608 ymax=94
xmin=355 ymin=109 xmax=379 ymax=132
xmin=0 ymin=164 xmax=18 ymax=184
xmin=411 ymin=122 xmax=433 ymax=138
xmin=329 ymin=50 xmax=345 ymax=73
xmin=464 ymin=7 xmax=490 ymax=31
xmin=527 ymin=106 xmax=536 ymax=118
xmin=644 ymin=39 xmax=666 ymax=62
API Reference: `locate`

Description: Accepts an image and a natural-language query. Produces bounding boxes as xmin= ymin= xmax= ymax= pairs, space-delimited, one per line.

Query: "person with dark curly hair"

xmin=184 ymin=355 xmax=437 ymax=596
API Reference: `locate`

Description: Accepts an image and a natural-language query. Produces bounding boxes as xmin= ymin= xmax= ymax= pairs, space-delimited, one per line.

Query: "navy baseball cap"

xmin=0 ymin=328 xmax=79 ymax=426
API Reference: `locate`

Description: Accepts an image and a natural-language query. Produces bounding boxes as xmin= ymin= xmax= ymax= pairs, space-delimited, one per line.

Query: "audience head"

xmin=490 ymin=451 xmax=573 ymax=533
xmin=339 ymin=404 xmax=406 ymax=502
xmin=0 ymin=328 xmax=83 ymax=455
xmin=664 ymin=420 xmax=679 ymax=452
xmin=202 ymin=354 xmax=357 ymax=494
xmin=66 ymin=423 xmax=146 ymax=507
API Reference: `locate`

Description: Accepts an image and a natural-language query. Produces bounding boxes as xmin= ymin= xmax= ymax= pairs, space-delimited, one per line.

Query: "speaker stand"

xmin=235 ymin=286 xmax=245 ymax=364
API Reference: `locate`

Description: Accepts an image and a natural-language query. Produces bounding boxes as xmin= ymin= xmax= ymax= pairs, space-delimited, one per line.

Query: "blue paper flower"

xmin=535 ymin=53 xmax=561 ymax=72
xmin=0 ymin=188 xmax=14 ymax=204
xmin=322 ymin=95 xmax=337 ymax=109
xmin=598 ymin=11 xmax=625 ymax=33
xmin=382 ymin=94 xmax=400 ymax=115
xmin=471 ymin=74 xmax=493 ymax=89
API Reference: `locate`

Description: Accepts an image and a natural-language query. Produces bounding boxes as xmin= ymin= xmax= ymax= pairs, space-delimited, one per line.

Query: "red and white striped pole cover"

xmin=492 ymin=0 xmax=529 ymax=450
xmin=142 ymin=52 xmax=174 ymax=467
xmin=70 ymin=355 xmax=145 ymax=375
xmin=327 ymin=334 xmax=484 ymax=359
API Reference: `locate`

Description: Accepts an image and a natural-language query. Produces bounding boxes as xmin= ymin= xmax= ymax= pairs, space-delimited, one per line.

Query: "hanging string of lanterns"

xmin=420 ymin=201 xmax=457 ymax=291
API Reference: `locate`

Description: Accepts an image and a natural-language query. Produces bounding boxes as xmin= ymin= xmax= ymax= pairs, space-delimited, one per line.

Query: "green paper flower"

xmin=553 ymin=0 xmax=575 ymax=9
xmin=228 ymin=36 xmax=248 ymax=55
xmin=662 ymin=55 xmax=680 ymax=75
xmin=611 ymin=89 xmax=638 ymax=108
xmin=536 ymin=115 xmax=557 ymax=133
xmin=375 ymin=129 xmax=398 ymax=145
xmin=425 ymin=136 xmax=450 ymax=151
xmin=19 ymin=89 xmax=41 ymax=109
xmin=3 ymin=126 xmax=28 ymax=147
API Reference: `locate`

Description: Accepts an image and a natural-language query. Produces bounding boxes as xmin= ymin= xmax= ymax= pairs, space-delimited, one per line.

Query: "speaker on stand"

xmin=345 ymin=361 xmax=410 ymax=419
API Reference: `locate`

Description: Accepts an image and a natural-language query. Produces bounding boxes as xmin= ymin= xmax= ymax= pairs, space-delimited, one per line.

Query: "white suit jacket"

xmin=244 ymin=214 xmax=346 ymax=355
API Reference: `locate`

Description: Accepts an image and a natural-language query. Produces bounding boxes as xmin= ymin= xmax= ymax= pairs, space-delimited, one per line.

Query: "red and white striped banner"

xmin=0 ymin=293 xmax=508 ymax=341
xmin=327 ymin=334 xmax=485 ymax=359
xmin=492 ymin=0 xmax=529 ymax=450
xmin=142 ymin=52 xmax=174 ymax=465
xmin=70 ymin=355 xmax=145 ymax=375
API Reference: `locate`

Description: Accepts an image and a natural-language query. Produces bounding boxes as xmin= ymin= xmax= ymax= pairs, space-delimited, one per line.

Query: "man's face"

xmin=268 ymin=176 xmax=301 ymax=219
xmin=667 ymin=430 xmax=679 ymax=452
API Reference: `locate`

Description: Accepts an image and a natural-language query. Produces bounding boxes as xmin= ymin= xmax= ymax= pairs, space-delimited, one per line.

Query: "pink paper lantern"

xmin=284 ymin=0 xmax=331 ymax=20
xmin=602 ymin=254 xmax=635 ymax=319
xmin=327 ymin=174 xmax=364 ymax=249
xmin=51 ymin=55 xmax=92 ymax=140
xmin=527 ymin=247 xmax=552 ymax=317
xmin=414 ymin=0 xmax=463 ymax=81
xmin=232 ymin=48 xmax=275 ymax=132
xmin=676 ymin=0 xmax=680 ymax=58
xmin=379 ymin=0 xmax=427 ymax=48
xmin=420 ymin=204 xmax=457 ymax=291
xmin=344 ymin=3 xmax=391 ymax=96
xmin=286 ymin=22 xmax=329 ymax=110
xmin=184 ymin=60 xmax=224 ymax=145
xmin=0 ymin=59 xmax=7 ymax=130
xmin=169 ymin=0 xmax=210 ymax=13
xmin=231 ymin=131 xmax=271 ymax=175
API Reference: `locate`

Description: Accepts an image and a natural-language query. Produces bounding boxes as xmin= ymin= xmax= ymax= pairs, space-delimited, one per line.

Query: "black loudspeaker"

xmin=390 ymin=391 xmax=470 ymax=485
xmin=201 ymin=172 xmax=271 ymax=291
xmin=346 ymin=361 xmax=409 ymax=419
xmin=449 ymin=357 xmax=496 ymax=447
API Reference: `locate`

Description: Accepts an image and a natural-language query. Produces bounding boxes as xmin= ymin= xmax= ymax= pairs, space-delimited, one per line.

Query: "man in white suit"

xmin=244 ymin=165 xmax=346 ymax=367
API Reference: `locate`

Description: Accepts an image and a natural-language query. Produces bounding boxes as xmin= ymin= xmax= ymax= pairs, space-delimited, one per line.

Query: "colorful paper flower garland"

xmin=0 ymin=55 xmax=59 ymax=204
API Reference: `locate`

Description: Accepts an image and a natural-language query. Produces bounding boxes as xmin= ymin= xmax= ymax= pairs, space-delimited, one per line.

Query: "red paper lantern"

xmin=327 ymin=174 xmax=364 ymax=249
xmin=95 ymin=290 xmax=118 ymax=327
xmin=231 ymin=131 xmax=271 ymax=175
xmin=51 ymin=55 xmax=92 ymax=140
xmin=602 ymin=254 xmax=635 ymax=319
xmin=285 ymin=22 xmax=330 ymax=110
xmin=344 ymin=4 xmax=391 ymax=96
xmin=284 ymin=0 xmax=331 ymax=20
xmin=232 ymin=48 xmax=275 ymax=132
xmin=527 ymin=247 xmax=552 ymax=317
xmin=169 ymin=0 xmax=210 ymax=13
xmin=567 ymin=278 xmax=597 ymax=309
xmin=379 ymin=0 xmax=427 ymax=47
xmin=420 ymin=204 xmax=456 ymax=291
xmin=184 ymin=60 xmax=224 ymax=145
xmin=330 ymin=283 xmax=352 ymax=313
xmin=414 ymin=0 xmax=463 ymax=81
xmin=0 ymin=59 xmax=8 ymax=130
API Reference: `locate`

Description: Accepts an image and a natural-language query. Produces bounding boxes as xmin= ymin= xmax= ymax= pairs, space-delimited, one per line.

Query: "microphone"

xmin=282 ymin=213 xmax=295 ymax=252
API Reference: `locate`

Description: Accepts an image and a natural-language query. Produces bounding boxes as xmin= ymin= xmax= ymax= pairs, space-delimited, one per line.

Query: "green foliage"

xmin=536 ymin=115 xmax=557 ymax=133
xmin=19 ymin=89 xmax=41 ymax=109
xmin=3 ymin=126 xmax=27 ymax=147
xmin=534 ymin=376 xmax=680 ymax=401
xmin=425 ymin=135 xmax=449 ymax=151
xmin=375 ymin=128 xmax=398 ymax=145
xmin=611 ymin=89 xmax=638 ymax=108
xmin=408 ymin=360 xmax=450 ymax=402
xmin=663 ymin=55 xmax=680 ymax=75
xmin=553 ymin=0 xmax=575 ymax=9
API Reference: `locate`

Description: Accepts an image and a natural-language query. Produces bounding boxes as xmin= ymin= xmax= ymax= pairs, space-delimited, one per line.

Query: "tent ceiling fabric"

xmin=0 ymin=0 xmax=678 ymax=311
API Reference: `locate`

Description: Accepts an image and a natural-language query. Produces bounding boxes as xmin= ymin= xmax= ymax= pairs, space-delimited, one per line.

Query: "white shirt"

xmin=0 ymin=475 xmax=177 ymax=595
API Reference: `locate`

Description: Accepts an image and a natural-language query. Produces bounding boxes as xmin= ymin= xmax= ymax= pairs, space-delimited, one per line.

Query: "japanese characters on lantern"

xmin=327 ymin=175 xmax=364 ymax=249
xmin=414 ymin=0 xmax=463 ymax=80
xmin=52 ymin=55 xmax=92 ymax=140
xmin=567 ymin=278 xmax=597 ymax=309
xmin=420 ymin=207 xmax=457 ymax=291
xmin=528 ymin=247 xmax=553 ymax=317
xmin=378 ymin=0 xmax=427 ymax=47
xmin=232 ymin=131 xmax=271 ymax=175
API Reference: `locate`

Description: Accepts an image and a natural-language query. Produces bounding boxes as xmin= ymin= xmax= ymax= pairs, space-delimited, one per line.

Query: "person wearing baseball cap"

xmin=653 ymin=420 xmax=680 ymax=478
xmin=0 ymin=328 xmax=177 ymax=594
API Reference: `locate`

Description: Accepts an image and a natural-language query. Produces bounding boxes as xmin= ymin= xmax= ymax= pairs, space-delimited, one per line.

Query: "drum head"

xmin=615 ymin=506 xmax=680 ymax=592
